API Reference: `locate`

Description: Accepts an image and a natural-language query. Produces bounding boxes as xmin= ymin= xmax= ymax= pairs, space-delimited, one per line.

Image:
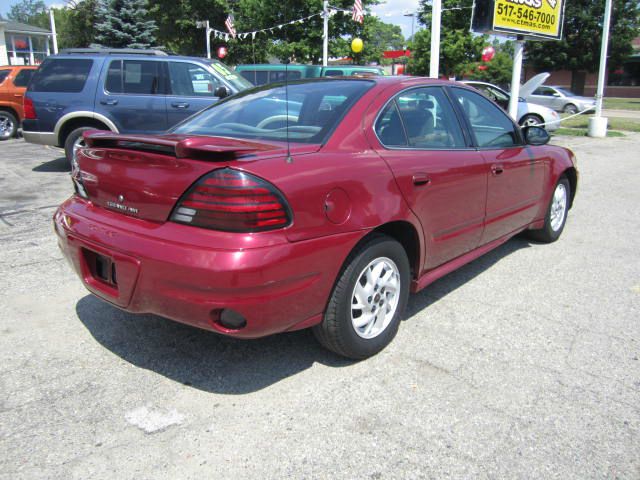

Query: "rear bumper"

xmin=22 ymin=130 xmax=57 ymax=146
xmin=54 ymin=197 xmax=363 ymax=338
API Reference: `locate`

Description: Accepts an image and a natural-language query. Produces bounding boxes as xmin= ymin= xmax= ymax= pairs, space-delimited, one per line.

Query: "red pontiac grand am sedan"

xmin=54 ymin=77 xmax=577 ymax=359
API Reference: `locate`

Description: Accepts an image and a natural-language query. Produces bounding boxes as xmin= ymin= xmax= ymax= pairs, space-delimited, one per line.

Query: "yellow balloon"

xmin=351 ymin=38 xmax=363 ymax=53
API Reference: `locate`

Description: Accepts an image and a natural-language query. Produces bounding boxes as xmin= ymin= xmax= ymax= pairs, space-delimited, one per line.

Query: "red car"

xmin=54 ymin=77 xmax=577 ymax=359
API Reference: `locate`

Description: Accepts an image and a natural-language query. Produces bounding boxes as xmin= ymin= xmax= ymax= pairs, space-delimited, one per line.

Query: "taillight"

xmin=170 ymin=168 xmax=291 ymax=232
xmin=23 ymin=96 xmax=36 ymax=120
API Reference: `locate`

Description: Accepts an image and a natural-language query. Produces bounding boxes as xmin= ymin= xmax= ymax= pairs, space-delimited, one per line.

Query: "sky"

xmin=2 ymin=0 xmax=423 ymax=41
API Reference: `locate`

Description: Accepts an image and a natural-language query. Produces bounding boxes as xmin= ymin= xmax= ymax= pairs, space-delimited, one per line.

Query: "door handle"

xmin=412 ymin=173 xmax=431 ymax=186
xmin=171 ymin=102 xmax=190 ymax=109
xmin=100 ymin=99 xmax=118 ymax=105
xmin=491 ymin=164 xmax=504 ymax=176
xmin=14 ymin=94 xmax=23 ymax=98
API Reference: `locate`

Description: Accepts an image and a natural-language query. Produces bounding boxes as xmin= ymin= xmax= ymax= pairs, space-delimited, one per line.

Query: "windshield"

xmin=171 ymin=80 xmax=373 ymax=144
xmin=209 ymin=60 xmax=253 ymax=91
xmin=555 ymin=87 xmax=576 ymax=97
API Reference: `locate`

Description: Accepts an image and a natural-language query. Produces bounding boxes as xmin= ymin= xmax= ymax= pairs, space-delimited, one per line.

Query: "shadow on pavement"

xmin=32 ymin=156 xmax=69 ymax=173
xmin=75 ymin=236 xmax=532 ymax=394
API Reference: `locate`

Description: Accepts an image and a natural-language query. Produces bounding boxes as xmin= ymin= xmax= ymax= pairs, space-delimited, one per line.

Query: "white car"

xmin=461 ymin=78 xmax=560 ymax=131
xmin=525 ymin=85 xmax=596 ymax=114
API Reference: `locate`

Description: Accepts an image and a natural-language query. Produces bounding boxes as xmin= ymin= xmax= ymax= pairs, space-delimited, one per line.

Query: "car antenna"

xmin=284 ymin=0 xmax=293 ymax=164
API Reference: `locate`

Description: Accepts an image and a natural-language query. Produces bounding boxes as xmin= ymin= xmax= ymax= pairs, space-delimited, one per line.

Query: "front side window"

xmin=452 ymin=87 xmax=520 ymax=148
xmin=13 ymin=69 xmax=35 ymax=87
xmin=270 ymin=70 xmax=302 ymax=83
xmin=30 ymin=59 xmax=93 ymax=93
xmin=171 ymin=80 xmax=373 ymax=144
xmin=105 ymin=60 xmax=163 ymax=95
xmin=168 ymin=62 xmax=221 ymax=96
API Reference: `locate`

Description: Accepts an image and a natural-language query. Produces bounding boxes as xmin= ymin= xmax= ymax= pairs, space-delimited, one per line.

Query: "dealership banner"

xmin=471 ymin=0 xmax=565 ymax=41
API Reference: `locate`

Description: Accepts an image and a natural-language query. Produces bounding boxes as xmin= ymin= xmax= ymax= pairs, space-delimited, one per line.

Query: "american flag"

xmin=225 ymin=14 xmax=237 ymax=38
xmin=352 ymin=0 xmax=364 ymax=24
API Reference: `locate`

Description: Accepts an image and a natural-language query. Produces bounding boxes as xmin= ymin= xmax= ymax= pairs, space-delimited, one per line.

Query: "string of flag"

xmin=213 ymin=2 xmax=365 ymax=41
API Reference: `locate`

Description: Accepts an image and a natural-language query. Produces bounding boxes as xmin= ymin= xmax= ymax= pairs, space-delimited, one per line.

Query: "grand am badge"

xmin=107 ymin=195 xmax=139 ymax=215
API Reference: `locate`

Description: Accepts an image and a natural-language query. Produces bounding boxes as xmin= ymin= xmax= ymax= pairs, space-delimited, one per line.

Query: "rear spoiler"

xmin=82 ymin=130 xmax=274 ymax=160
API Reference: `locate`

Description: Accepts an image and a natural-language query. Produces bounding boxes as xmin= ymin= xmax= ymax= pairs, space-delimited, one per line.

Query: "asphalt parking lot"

xmin=1 ymin=134 xmax=639 ymax=479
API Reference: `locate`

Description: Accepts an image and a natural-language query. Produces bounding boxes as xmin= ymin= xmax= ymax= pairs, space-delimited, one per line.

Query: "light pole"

xmin=588 ymin=0 xmax=613 ymax=137
xmin=403 ymin=11 xmax=416 ymax=43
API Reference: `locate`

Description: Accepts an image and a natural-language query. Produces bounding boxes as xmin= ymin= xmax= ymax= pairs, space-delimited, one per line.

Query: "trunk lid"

xmin=76 ymin=131 xmax=318 ymax=223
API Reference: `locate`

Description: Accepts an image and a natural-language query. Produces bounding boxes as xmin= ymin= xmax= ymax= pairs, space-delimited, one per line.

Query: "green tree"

xmin=6 ymin=0 xmax=47 ymax=24
xmin=409 ymin=0 xmax=489 ymax=77
xmin=525 ymin=0 xmax=640 ymax=77
xmin=61 ymin=0 xmax=99 ymax=48
xmin=95 ymin=0 xmax=157 ymax=48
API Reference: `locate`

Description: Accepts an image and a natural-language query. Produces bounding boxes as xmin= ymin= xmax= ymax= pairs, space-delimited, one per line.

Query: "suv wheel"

xmin=0 ymin=111 xmax=18 ymax=140
xmin=64 ymin=127 xmax=93 ymax=170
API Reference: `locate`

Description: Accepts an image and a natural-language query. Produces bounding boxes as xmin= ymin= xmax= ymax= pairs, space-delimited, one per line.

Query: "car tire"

xmin=313 ymin=234 xmax=410 ymax=359
xmin=563 ymin=104 xmax=578 ymax=115
xmin=519 ymin=114 xmax=544 ymax=129
xmin=527 ymin=176 xmax=571 ymax=243
xmin=0 ymin=110 xmax=18 ymax=140
xmin=64 ymin=127 xmax=93 ymax=170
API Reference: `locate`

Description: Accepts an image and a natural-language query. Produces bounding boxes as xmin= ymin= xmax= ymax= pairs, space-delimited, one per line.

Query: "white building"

xmin=0 ymin=16 xmax=53 ymax=66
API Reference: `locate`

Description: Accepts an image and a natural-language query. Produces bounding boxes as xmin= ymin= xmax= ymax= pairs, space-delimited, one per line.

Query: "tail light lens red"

xmin=23 ymin=96 xmax=36 ymax=120
xmin=170 ymin=168 xmax=291 ymax=232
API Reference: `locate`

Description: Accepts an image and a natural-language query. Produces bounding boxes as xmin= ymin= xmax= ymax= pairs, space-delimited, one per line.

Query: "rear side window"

xmin=105 ymin=60 xmax=163 ymax=95
xmin=13 ymin=69 xmax=35 ymax=87
xmin=30 ymin=59 xmax=93 ymax=92
xmin=324 ymin=70 xmax=344 ymax=77
xmin=0 ymin=70 xmax=9 ymax=84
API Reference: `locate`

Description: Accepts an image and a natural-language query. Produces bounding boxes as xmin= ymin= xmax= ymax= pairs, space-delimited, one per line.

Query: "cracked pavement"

xmin=0 ymin=134 xmax=639 ymax=479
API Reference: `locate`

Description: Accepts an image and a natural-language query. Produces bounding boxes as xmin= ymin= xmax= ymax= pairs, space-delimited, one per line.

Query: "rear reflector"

xmin=23 ymin=96 xmax=36 ymax=120
xmin=170 ymin=168 xmax=291 ymax=232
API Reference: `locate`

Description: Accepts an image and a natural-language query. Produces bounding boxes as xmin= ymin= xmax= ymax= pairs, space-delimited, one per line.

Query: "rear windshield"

xmin=29 ymin=59 xmax=93 ymax=93
xmin=171 ymin=80 xmax=373 ymax=144
xmin=13 ymin=69 xmax=35 ymax=87
xmin=0 ymin=70 xmax=9 ymax=85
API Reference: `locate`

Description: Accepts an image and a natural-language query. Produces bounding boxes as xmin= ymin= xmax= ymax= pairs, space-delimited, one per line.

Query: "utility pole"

xmin=196 ymin=21 xmax=212 ymax=59
xmin=49 ymin=8 xmax=58 ymax=54
xmin=429 ymin=0 xmax=441 ymax=78
xmin=206 ymin=20 xmax=211 ymax=59
xmin=508 ymin=38 xmax=524 ymax=120
xmin=322 ymin=0 xmax=329 ymax=67
xmin=588 ymin=0 xmax=613 ymax=137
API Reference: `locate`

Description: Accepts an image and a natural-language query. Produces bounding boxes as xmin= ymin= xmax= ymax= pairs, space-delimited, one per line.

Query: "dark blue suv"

xmin=23 ymin=48 xmax=252 ymax=166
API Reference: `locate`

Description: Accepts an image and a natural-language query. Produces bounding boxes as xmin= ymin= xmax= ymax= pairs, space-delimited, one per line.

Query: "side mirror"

xmin=214 ymin=86 xmax=230 ymax=98
xmin=523 ymin=126 xmax=550 ymax=146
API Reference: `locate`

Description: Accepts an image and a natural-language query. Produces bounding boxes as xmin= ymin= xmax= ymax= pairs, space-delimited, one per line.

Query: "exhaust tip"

xmin=214 ymin=309 xmax=247 ymax=330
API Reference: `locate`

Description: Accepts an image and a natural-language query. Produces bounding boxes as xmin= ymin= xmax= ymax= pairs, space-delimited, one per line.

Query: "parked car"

xmin=0 ymin=65 xmax=37 ymax=140
xmin=236 ymin=63 xmax=386 ymax=86
xmin=22 ymin=48 xmax=253 ymax=167
xmin=55 ymin=77 xmax=578 ymax=359
xmin=462 ymin=79 xmax=560 ymax=131
xmin=525 ymin=85 xmax=596 ymax=114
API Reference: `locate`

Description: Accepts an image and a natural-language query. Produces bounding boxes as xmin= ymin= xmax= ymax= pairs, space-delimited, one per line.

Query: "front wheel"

xmin=519 ymin=114 xmax=544 ymax=129
xmin=563 ymin=104 xmax=578 ymax=115
xmin=313 ymin=235 xmax=410 ymax=359
xmin=527 ymin=176 xmax=570 ymax=243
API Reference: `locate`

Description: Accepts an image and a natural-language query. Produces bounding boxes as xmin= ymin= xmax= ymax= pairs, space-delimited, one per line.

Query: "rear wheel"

xmin=0 ymin=111 xmax=18 ymax=140
xmin=64 ymin=127 xmax=93 ymax=171
xmin=527 ymin=176 xmax=570 ymax=243
xmin=313 ymin=235 xmax=410 ymax=359
xmin=563 ymin=103 xmax=578 ymax=115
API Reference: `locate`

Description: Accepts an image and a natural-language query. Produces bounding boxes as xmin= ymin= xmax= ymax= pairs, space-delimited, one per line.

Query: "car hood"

xmin=520 ymin=72 xmax=550 ymax=98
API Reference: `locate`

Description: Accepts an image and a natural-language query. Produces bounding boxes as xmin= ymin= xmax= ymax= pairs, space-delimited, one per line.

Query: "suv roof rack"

xmin=59 ymin=48 xmax=169 ymax=56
